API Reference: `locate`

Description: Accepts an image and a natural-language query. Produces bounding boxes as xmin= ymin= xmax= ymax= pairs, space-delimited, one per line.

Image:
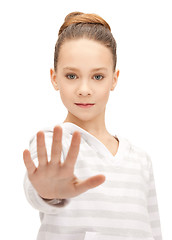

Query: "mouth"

xmin=75 ymin=103 xmax=95 ymax=108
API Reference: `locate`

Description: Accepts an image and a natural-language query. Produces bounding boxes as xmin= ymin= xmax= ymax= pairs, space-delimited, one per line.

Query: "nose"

xmin=76 ymin=81 xmax=92 ymax=96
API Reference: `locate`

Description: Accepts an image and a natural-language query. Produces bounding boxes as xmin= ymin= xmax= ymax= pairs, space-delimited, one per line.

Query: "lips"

xmin=75 ymin=103 xmax=95 ymax=106
xmin=75 ymin=103 xmax=95 ymax=108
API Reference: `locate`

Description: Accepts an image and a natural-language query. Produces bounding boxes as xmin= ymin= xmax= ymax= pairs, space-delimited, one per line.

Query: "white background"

xmin=0 ymin=0 xmax=171 ymax=239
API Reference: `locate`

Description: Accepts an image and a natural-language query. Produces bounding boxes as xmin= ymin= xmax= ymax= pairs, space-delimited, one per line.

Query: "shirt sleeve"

xmin=23 ymin=130 xmax=70 ymax=215
xmin=147 ymin=154 xmax=163 ymax=240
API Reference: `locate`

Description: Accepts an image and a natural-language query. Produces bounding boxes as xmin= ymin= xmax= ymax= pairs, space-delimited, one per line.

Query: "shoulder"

xmin=120 ymin=135 xmax=152 ymax=169
xmin=29 ymin=126 xmax=54 ymax=148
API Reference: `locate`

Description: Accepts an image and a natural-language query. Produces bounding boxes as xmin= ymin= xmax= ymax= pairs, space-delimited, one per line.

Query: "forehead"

xmin=58 ymin=38 xmax=113 ymax=69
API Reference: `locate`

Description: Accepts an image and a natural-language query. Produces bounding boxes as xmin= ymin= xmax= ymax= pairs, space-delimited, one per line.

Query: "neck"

xmin=63 ymin=112 xmax=110 ymax=139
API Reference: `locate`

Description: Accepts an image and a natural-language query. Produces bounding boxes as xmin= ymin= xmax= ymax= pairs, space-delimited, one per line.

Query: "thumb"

xmin=75 ymin=174 xmax=106 ymax=195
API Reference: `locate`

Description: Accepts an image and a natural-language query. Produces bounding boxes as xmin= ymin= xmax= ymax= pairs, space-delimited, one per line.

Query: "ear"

xmin=111 ymin=69 xmax=120 ymax=91
xmin=50 ymin=68 xmax=59 ymax=91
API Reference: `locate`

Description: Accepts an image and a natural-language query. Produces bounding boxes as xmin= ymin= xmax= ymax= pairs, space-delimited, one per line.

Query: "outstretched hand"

xmin=23 ymin=125 xmax=105 ymax=200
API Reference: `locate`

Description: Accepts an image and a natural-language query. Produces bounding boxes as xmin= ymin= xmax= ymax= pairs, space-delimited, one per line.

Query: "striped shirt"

xmin=24 ymin=122 xmax=162 ymax=240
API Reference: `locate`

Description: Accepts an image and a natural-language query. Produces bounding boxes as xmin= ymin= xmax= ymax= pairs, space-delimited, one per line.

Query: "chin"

xmin=68 ymin=111 xmax=94 ymax=121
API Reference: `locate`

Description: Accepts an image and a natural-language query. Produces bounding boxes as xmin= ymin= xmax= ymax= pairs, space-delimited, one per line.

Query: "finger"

xmin=37 ymin=131 xmax=48 ymax=166
xmin=64 ymin=131 xmax=81 ymax=169
xmin=74 ymin=174 xmax=106 ymax=195
xmin=50 ymin=125 xmax=62 ymax=165
xmin=23 ymin=149 xmax=37 ymax=175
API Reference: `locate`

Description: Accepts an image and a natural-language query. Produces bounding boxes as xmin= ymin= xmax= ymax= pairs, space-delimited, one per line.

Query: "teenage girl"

xmin=23 ymin=12 xmax=162 ymax=240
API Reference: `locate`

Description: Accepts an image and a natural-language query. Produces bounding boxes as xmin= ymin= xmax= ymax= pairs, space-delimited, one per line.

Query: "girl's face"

xmin=51 ymin=38 xmax=119 ymax=123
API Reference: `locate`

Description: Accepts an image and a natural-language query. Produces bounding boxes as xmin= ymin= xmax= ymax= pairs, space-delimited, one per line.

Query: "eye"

xmin=66 ymin=74 xmax=77 ymax=80
xmin=94 ymin=75 xmax=104 ymax=80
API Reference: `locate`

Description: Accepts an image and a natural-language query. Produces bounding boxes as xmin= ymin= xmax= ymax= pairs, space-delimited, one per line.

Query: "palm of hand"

xmin=23 ymin=125 xmax=105 ymax=200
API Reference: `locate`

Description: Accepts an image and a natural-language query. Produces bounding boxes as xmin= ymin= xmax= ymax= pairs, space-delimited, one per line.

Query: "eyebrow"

xmin=63 ymin=67 xmax=108 ymax=72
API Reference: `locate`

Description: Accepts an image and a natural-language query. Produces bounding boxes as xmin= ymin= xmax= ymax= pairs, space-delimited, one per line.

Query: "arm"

xmin=23 ymin=172 xmax=69 ymax=214
xmin=147 ymin=155 xmax=163 ymax=240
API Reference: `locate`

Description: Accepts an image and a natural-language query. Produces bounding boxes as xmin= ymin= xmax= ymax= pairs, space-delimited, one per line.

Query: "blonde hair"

xmin=54 ymin=12 xmax=117 ymax=71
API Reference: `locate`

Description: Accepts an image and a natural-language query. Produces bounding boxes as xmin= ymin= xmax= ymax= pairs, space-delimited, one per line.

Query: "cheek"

xmin=97 ymin=87 xmax=110 ymax=102
xmin=59 ymin=84 xmax=74 ymax=105
xmin=59 ymin=82 xmax=72 ymax=95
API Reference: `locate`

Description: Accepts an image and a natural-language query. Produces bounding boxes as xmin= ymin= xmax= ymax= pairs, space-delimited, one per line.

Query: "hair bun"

xmin=58 ymin=11 xmax=111 ymax=35
xmin=64 ymin=11 xmax=84 ymax=22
